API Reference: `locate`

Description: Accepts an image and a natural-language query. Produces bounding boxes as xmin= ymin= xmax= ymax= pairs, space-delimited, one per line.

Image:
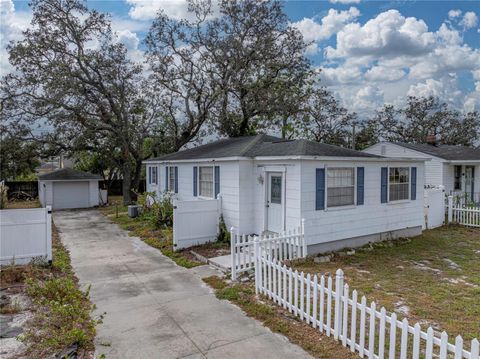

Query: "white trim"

xmin=263 ymin=170 xmax=286 ymax=233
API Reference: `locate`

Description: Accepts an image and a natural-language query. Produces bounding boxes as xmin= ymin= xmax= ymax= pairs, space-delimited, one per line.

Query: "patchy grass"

xmin=1 ymin=225 xmax=99 ymax=358
xmin=203 ymin=276 xmax=357 ymax=359
xmin=290 ymin=225 xmax=480 ymax=341
xmin=99 ymin=195 xmax=204 ymax=268
xmin=4 ymin=199 xmax=41 ymax=209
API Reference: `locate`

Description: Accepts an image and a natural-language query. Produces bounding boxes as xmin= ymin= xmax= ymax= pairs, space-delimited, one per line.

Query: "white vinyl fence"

xmin=173 ymin=196 xmax=221 ymax=250
xmin=0 ymin=206 xmax=52 ymax=265
xmin=230 ymin=220 xmax=306 ymax=280
xmin=255 ymin=257 xmax=479 ymax=359
xmin=447 ymin=196 xmax=480 ymax=228
xmin=424 ymin=188 xmax=445 ymax=229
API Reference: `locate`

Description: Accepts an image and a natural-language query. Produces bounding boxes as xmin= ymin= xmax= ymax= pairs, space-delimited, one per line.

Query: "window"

xmin=327 ymin=168 xmax=355 ymax=207
xmin=199 ymin=166 xmax=214 ymax=197
xmin=149 ymin=166 xmax=157 ymax=185
xmin=454 ymin=165 xmax=462 ymax=190
xmin=168 ymin=166 xmax=175 ymax=192
xmin=389 ymin=167 xmax=409 ymax=201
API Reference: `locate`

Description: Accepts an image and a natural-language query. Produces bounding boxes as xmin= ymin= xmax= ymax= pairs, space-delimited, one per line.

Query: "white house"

xmin=363 ymin=142 xmax=480 ymax=203
xmin=144 ymin=135 xmax=426 ymax=254
xmin=38 ymin=168 xmax=102 ymax=210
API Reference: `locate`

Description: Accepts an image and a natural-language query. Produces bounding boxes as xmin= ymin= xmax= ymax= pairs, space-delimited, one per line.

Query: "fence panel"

xmin=231 ymin=220 xmax=306 ymax=280
xmin=172 ymin=197 xmax=220 ymax=251
xmin=0 ymin=207 xmax=52 ymax=265
xmin=424 ymin=188 xmax=445 ymax=229
xmin=255 ymin=254 xmax=479 ymax=359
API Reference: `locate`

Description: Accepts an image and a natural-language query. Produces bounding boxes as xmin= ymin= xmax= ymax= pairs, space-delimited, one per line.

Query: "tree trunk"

xmin=122 ymin=161 xmax=133 ymax=205
xmin=131 ymin=159 xmax=143 ymax=194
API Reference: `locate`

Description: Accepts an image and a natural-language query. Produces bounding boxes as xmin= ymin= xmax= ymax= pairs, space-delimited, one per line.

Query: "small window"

xmin=454 ymin=165 xmax=462 ymax=190
xmin=149 ymin=166 xmax=158 ymax=185
xmin=327 ymin=168 xmax=355 ymax=207
xmin=199 ymin=166 xmax=214 ymax=198
xmin=389 ymin=167 xmax=409 ymax=201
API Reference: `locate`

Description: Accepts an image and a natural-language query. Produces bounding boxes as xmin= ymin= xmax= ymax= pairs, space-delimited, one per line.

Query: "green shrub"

xmin=138 ymin=191 xmax=173 ymax=228
xmin=217 ymin=215 xmax=230 ymax=243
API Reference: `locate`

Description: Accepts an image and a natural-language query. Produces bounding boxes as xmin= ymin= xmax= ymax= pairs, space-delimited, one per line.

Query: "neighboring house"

xmin=363 ymin=142 xmax=480 ymax=203
xmin=35 ymin=154 xmax=74 ymax=176
xmin=144 ymin=135 xmax=426 ymax=254
xmin=38 ymin=168 xmax=102 ymax=210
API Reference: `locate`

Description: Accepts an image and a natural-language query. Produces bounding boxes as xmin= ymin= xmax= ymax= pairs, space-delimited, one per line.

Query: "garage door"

xmin=53 ymin=181 xmax=90 ymax=209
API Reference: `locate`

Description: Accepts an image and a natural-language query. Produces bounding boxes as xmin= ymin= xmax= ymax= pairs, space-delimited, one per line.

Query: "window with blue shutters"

xmin=411 ymin=167 xmax=417 ymax=200
xmin=381 ymin=167 xmax=388 ymax=203
xmin=316 ymin=168 xmax=325 ymax=210
xmin=357 ymin=167 xmax=364 ymax=205
xmin=166 ymin=166 xmax=177 ymax=192
xmin=214 ymin=166 xmax=220 ymax=198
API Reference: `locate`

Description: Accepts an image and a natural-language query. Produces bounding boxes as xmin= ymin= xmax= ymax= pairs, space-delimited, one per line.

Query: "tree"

xmin=146 ymin=0 xmax=312 ymax=139
xmin=1 ymin=0 xmax=160 ymax=203
xmin=371 ymin=96 xmax=480 ymax=146
xmin=292 ymin=88 xmax=356 ymax=147
xmin=0 ymin=127 xmax=40 ymax=180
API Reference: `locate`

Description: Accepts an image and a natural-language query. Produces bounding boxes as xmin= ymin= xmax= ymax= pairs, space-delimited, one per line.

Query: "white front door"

xmin=465 ymin=166 xmax=474 ymax=201
xmin=266 ymin=172 xmax=283 ymax=233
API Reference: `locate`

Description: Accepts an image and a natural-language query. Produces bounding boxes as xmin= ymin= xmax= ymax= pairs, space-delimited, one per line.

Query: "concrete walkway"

xmin=54 ymin=210 xmax=311 ymax=359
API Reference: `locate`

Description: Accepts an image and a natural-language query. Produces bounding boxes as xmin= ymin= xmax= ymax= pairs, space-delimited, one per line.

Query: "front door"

xmin=266 ymin=172 xmax=283 ymax=233
xmin=465 ymin=166 xmax=475 ymax=201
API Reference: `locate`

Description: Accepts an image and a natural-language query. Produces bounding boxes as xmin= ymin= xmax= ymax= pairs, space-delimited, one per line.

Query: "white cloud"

xmin=125 ymin=0 xmax=218 ymax=21
xmin=292 ymin=7 xmax=360 ymax=42
xmin=0 ymin=0 xmax=32 ymax=76
xmin=460 ymin=11 xmax=478 ymax=29
xmin=448 ymin=9 xmax=462 ymax=20
xmin=329 ymin=0 xmax=361 ymax=4
xmin=352 ymin=85 xmax=384 ymax=112
xmin=364 ymin=66 xmax=405 ymax=82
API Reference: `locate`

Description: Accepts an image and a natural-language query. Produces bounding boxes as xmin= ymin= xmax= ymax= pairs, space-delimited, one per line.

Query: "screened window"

xmin=327 ymin=168 xmax=355 ymax=207
xmin=168 ymin=166 xmax=175 ymax=191
xmin=149 ymin=166 xmax=158 ymax=185
xmin=454 ymin=165 xmax=462 ymax=190
xmin=199 ymin=166 xmax=214 ymax=198
xmin=389 ymin=167 xmax=409 ymax=201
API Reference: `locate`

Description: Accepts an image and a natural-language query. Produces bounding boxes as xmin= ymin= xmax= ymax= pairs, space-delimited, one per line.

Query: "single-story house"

xmin=363 ymin=142 xmax=480 ymax=203
xmin=144 ymin=135 xmax=426 ymax=254
xmin=38 ymin=168 xmax=102 ymax=210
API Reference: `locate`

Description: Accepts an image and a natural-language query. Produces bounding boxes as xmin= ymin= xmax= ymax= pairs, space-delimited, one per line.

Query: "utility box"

xmin=128 ymin=205 xmax=139 ymax=218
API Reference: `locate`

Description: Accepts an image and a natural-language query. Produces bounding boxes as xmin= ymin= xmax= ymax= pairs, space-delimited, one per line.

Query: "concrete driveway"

xmin=54 ymin=209 xmax=311 ymax=359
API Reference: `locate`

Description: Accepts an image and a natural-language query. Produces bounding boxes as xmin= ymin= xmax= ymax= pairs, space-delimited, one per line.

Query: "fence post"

xmin=447 ymin=195 xmax=453 ymax=223
xmin=301 ymin=218 xmax=307 ymax=257
xmin=45 ymin=206 xmax=52 ymax=263
xmin=230 ymin=227 xmax=236 ymax=281
xmin=254 ymin=236 xmax=259 ymax=295
xmin=334 ymin=269 xmax=344 ymax=340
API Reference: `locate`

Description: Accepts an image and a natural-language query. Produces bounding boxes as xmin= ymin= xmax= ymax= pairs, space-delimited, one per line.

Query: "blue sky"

xmin=2 ymin=0 xmax=479 ymax=118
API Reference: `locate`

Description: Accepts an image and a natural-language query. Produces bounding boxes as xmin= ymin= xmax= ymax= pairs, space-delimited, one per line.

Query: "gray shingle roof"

xmin=38 ymin=168 xmax=102 ymax=180
xmin=394 ymin=143 xmax=480 ymax=161
xmin=146 ymin=134 xmax=381 ymax=161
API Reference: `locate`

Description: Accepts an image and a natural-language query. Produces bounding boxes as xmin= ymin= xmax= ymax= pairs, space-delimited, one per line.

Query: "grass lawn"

xmin=99 ymin=196 xmax=229 ymax=268
xmin=289 ymin=225 xmax=480 ymax=341
xmin=1 ymin=225 xmax=98 ymax=358
xmin=4 ymin=199 xmax=41 ymax=209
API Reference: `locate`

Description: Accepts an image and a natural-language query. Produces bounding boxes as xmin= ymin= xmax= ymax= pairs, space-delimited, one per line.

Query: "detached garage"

xmin=38 ymin=168 xmax=102 ymax=210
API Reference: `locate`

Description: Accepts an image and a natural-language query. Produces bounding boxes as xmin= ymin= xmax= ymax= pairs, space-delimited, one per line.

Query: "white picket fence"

xmin=254 ymin=256 xmax=479 ymax=359
xmin=230 ymin=220 xmax=306 ymax=280
xmin=447 ymin=196 xmax=480 ymax=228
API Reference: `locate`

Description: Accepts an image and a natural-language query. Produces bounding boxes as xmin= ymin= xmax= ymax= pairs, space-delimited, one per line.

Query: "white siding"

xmin=38 ymin=180 xmax=99 ymax=209
xmin=364 ymin=143 xmax=443 ymax=186
xmin=300 ymin=160 xmax=425 ymax=248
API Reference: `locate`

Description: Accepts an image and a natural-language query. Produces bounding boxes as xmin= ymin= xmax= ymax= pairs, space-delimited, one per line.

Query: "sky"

xmin=1 ymin=0 xmax=479 ymax=119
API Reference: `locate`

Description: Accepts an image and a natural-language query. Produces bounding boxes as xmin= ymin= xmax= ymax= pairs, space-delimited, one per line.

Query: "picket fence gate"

xmin=230 ymin=219 xmax=306 ymax=280
xmin=447 ymin=196 xmax=480 ymax=228
xmin=254 ymin=256 xmax=479 ymax=359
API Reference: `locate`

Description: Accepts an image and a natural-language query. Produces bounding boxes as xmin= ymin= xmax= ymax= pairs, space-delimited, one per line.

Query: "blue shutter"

xmin=357 ymin=167 xmax=364 ymax=205
xmin=381 ymin=167 xmax=388 ymax=203
xmin=165 ymin=166 xmax=168 ymax=190
xmin=315 ymin=168 xmax=325 ymax=210
xmin=411 ymin=167 xmax=417 ymax=200
xmin=214 ymin=166 xmax=220 ymax=198
xmin=148 ymin=166 xmax=152 ymax=185
xmin=193 ymin=167 xmax=198 ymax=196
xmin=174 ymin=166 xmax=178 ymax=193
